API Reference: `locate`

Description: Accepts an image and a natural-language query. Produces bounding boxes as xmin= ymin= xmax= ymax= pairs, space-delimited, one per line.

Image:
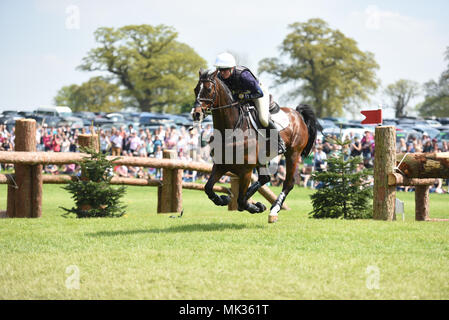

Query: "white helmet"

xmin=214 ymin=52 xmax=236 ymax=69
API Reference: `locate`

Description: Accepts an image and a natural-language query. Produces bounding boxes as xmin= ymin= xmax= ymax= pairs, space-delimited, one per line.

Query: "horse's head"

xmin=191 ymin=69 xmax=219 ymax=122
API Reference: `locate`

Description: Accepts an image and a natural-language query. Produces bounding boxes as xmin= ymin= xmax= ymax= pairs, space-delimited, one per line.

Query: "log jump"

xmin=1 ymin=119 xmax=287 ymax=218
xmin=373 ymin=126 xmax=447 ymax=221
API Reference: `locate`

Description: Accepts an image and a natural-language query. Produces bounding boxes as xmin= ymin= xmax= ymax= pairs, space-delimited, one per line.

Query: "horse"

xmin=192 ymin=69 xmax=321 ymax=223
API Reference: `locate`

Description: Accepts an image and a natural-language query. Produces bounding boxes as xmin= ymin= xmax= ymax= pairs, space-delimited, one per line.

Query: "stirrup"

xmin=278 ymin=139 xmax=286 ymax=154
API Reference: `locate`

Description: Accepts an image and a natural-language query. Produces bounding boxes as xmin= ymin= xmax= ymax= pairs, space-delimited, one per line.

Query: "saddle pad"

xmin=271 ymin=109 xmax=289 ymax=131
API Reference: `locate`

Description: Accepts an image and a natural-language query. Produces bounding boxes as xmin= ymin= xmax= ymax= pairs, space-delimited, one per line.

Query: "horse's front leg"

xmin=205 ymin=165 xmax=230 ymax=206
xmin=244 ymin=168 xmax=271 ymax=204
xmin=238 ymin=171 xmax=266 ymax=214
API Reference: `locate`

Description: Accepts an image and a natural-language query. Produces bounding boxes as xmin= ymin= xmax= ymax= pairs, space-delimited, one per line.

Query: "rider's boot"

xmin=267 ymin=119 xmax=286 ymax=155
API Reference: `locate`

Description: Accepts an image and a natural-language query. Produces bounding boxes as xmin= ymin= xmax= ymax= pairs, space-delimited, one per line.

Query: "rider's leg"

xmin=267 ymin=119 xmax=286 ymax=155
xmin=253 ymin=87 xmax=285 ymax=155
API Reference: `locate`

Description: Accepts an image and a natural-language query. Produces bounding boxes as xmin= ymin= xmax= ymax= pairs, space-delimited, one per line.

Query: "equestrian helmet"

xmin=214 ymin=52 xmax=236 ymax=69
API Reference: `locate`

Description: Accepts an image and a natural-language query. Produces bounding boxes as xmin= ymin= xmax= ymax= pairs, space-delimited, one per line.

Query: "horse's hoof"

xmin=255 ymin=202 xmax=266 ymax=213
xmin=268 ymin=215 xmax=278 ymax=223
xmin=220 ymin=195 xmax=230 ymax=206
xmin=246 ymin=203 xmax=260 ymax=214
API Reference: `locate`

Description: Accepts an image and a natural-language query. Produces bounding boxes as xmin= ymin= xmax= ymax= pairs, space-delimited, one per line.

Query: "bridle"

xmin=198 ymin=77 xmax=239 ymax=114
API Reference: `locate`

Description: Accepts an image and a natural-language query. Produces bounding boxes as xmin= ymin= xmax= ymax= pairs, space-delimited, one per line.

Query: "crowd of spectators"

xmin=297 ymin=130 xmax=449 ymax=193
xmin=0 ymin=122 xmax=448 ymax=193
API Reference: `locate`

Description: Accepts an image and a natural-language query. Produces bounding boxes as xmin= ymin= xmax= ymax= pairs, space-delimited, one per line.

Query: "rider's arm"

xmin=238 ymin=71 xmax=263 ymax=100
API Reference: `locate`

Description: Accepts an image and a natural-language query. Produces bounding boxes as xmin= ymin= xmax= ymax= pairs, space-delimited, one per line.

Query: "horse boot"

xmin=267 ymin=119 xmax=286 ymax=155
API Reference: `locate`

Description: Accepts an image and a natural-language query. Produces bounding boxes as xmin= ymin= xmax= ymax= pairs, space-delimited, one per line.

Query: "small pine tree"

xmin=309 ymin=135 xmax=373 ymax=219
xmin=61 ymin=146 xmax=127 ymax=218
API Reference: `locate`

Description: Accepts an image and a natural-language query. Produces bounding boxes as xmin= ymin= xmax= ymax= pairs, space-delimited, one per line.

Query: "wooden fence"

xmin=1 ymin=119 xmax=286 ymax=218
xmin=373 ymin=126 xmax=449 ymax=221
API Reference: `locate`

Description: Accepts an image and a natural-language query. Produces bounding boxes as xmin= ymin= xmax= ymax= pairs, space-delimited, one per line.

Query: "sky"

xmin=1 ymin=0 xmax=448 ymax=118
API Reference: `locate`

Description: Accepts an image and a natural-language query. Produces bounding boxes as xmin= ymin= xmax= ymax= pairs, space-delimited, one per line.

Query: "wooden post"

xmin=6 ymin=176 xmax=16 ymax=218
xmin=159 ymin=150 xmax=182 ymax=213
xmin=415 ymin=185 xmax=430 ymax=221
xmin=31 ymin=165 xmax=43 ymax=218
xmin=78 ymin=134 xmax=99 ymax=152
xmin=373 ymin=126 xmax=396 ymax=221
xmin=11 ymin=119 xmax=42 ymax=218
xmin=228 ymin=176 xmax=239 ymax=211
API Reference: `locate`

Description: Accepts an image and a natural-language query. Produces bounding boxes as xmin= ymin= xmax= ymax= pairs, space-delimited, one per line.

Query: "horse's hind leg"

xmin=269 ymin=151 xmax=300 ymax=223
xmin=205 ymin=165 xmax=230 ymax=206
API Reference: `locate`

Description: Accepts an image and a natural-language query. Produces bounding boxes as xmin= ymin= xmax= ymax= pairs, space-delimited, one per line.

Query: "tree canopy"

xmin=54 ymin=76 xmax=123 ymax=112
xmin=258 ymin=18 xmax=379 ymax=118
xmin=418 ymin=46 xmax=449 ymax=117
xmin=77 ymin=24 xmax=207 ymax=113
xmin=384 ymin=79 xmax=421 ymax=118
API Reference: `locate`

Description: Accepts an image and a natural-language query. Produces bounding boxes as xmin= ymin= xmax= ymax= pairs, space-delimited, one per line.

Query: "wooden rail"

xmin=1 ymin=119 xmax=286 ymax=218
xmin=374 ymin=126 xmax=446 ymax=221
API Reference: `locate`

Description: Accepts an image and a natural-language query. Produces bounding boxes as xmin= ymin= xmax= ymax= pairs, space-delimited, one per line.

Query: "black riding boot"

xmin=267 ymin=119 xmax=286 ymax=155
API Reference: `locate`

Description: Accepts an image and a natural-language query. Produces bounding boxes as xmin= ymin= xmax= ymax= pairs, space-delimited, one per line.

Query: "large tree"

xmin=258 ymin=18 xmax=379 ymax=117
xmin=77 ymin=24 xmax=207 ymax=112
xmin=418 ymin=46 xmax=449 ymax=117
xmin=54 ymin=76 xmax=123 ymax=112
xmin=384 ymin=79 xmax=421 ymax=118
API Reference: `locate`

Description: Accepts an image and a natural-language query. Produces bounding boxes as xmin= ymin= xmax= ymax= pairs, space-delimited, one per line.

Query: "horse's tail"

xmin=295 ymin=104 xmax=323 ymax=157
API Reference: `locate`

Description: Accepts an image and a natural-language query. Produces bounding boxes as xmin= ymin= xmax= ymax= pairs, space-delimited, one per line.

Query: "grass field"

xmin=1 ymin=183 xmax=449 ymax=300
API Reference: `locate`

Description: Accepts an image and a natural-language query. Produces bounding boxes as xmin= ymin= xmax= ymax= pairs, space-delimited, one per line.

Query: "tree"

xmin=309 ymin=136 xmax=373 ymax=219
xmin=258 ymin=18 xmax=379 ymax=118
xmin=384 ymin=79 xmax=421 ymax=118
xmin=418 ymin=47 xmax=449 ymax=117
xmin=78 ymin=24 xmax=207 ymax=113
xmin=61 ymin=147 xmax=127 ymax=218
xmin=54 ymin=76 xmax=123 ymax=112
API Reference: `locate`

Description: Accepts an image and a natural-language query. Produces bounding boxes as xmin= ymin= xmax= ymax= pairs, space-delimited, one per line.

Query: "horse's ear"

xmin=211 ymin=69 xmax=218 ymax=78
xmin=199 ymin=68 xmax=204 ymax=77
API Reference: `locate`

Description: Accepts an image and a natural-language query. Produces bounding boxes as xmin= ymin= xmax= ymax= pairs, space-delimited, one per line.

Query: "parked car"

xmin=28 ymin=114 xmax=62 ymax=127
xmin=167 ymin=114 xmax=192 ymax=127
xmin=92 ymin=117 xmax=115 ymax=126
xmin=318 ymin=119 xmax=337 ymax=129
xmin=0 ymin=111 xmax=21 ymax=125
xmin=382 ymin=119 xmax=398 ymax=126
xmin=139 ymin=113 xmax=175 ymax=126
xmin=395 ymin=127 xmax=422 ymax=144
xmin=322 ymin=127 xmax=372 ymax=142
xmin=437 ymin=117 xmax=449 ymax=125
xmin=105 ymin=113 xmax=125 ymax=122
xmin=410 ymin=125 xmax=440 ymax=139
xmin=413 ymin=119 xmax=442 ymax=128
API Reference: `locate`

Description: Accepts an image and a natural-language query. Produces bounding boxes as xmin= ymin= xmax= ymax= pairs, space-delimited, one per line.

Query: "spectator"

xmin=99 ymin=132 xmax=111 ymax=155
xmin=314 ymin=145 xmax=327 ymax=172
xmin=350 ymin=136 xmax=362 ymax=157
xmin=110 ymin=131 xmax=123 ymax=156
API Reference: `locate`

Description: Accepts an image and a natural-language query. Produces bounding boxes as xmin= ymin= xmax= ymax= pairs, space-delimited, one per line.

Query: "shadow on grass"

xmin=87 ymin=223 xmax=263 ymax=237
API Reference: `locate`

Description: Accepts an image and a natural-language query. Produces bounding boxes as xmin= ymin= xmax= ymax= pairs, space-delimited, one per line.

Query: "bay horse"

xmin=193 ymin=69 xmax=321 ymax=223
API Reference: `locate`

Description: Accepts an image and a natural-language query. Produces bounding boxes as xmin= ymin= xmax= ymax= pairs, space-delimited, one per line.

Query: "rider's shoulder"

xmin=237 ymin=66 xmax=257 ymax=80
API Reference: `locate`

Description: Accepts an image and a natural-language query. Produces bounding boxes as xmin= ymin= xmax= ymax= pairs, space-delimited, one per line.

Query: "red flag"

xmin=361 ymin=109 xmax=382 ymax=125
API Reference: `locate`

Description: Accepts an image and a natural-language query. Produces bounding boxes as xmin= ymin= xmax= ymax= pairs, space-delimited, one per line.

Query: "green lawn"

xmin=0 ymin=184 xmax=449 ymax=299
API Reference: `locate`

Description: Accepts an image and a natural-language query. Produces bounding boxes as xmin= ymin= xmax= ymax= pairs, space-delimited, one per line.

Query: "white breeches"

xmin=253 ymin=82 xmax=270 ymax=127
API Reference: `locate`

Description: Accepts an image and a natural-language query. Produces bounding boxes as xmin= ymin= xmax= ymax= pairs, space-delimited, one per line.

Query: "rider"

xmin=214 ymin=52 xmax=286 ymax=155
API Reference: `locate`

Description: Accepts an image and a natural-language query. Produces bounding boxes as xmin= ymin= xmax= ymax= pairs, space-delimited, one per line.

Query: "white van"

xmin=35 ymin=106 xmax=72 ymax=117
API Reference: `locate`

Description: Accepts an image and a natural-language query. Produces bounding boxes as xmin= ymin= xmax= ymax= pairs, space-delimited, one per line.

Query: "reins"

xmin=198 ymin=76 xmax=240 ymax=114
